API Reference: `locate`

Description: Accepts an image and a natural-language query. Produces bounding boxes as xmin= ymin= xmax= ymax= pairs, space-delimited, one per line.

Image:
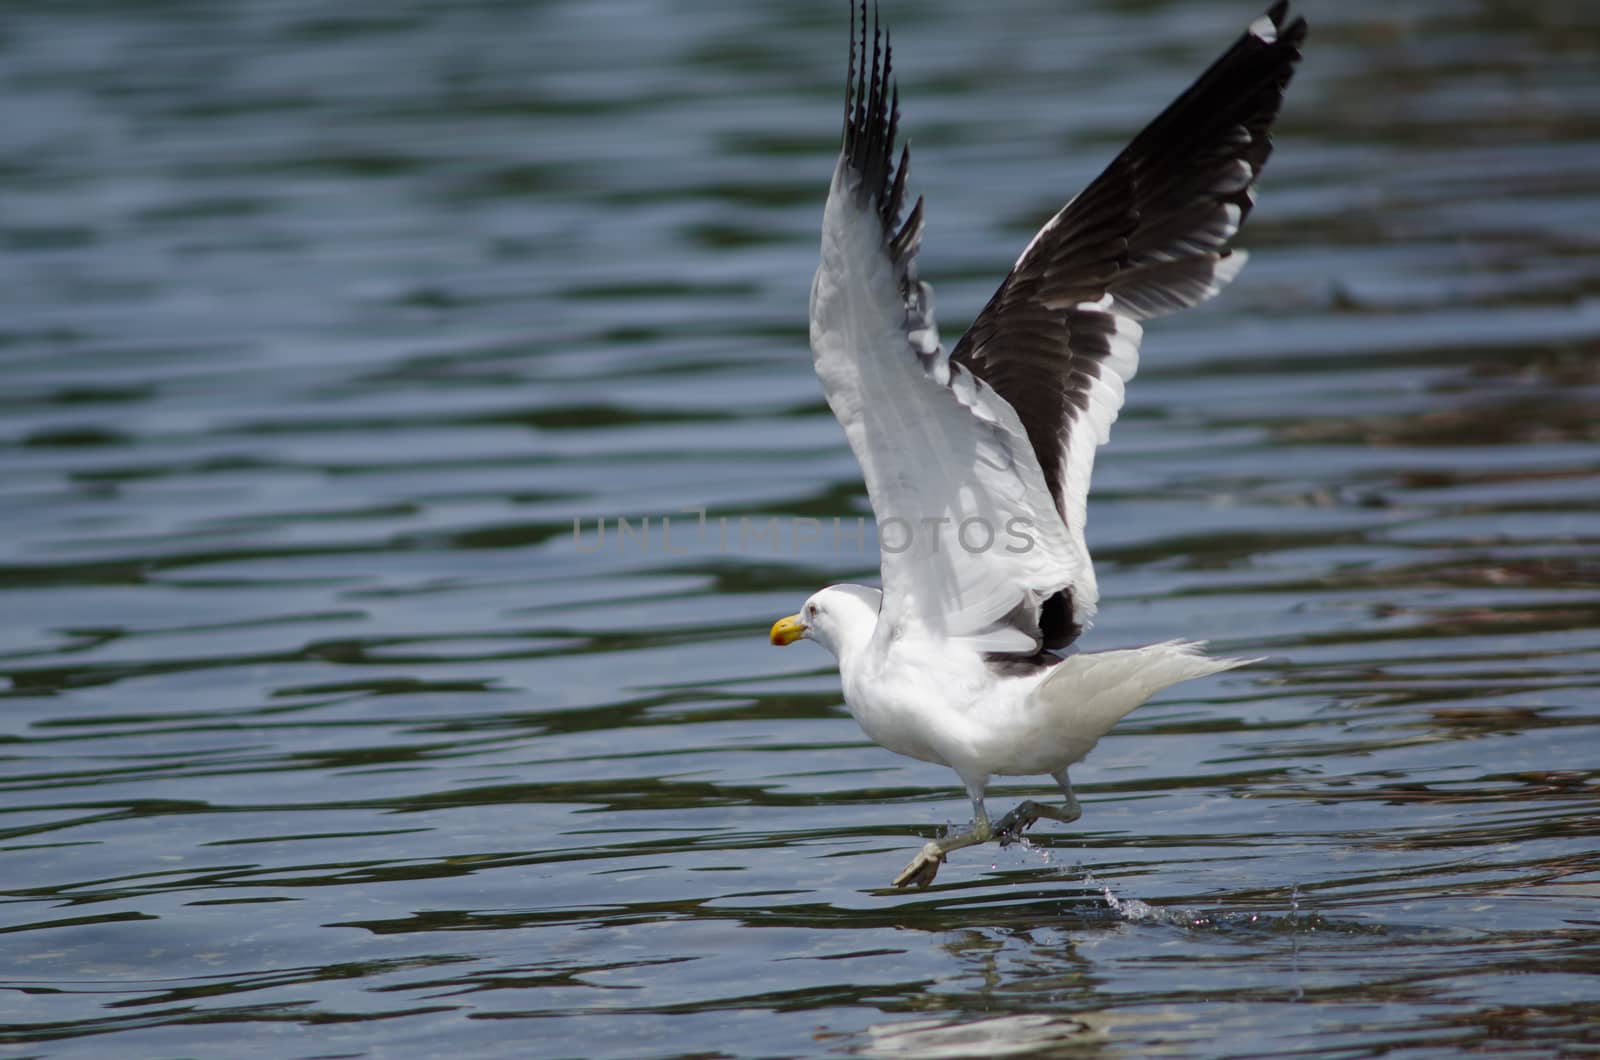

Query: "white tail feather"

xmin=1025 ymin=640 xmax=1259 ymax=769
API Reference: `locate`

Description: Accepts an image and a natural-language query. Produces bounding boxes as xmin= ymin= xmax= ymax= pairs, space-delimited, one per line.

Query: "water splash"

xmin=1084 ymin=872 xmax=1325 ymax=940
xmin=1079 ymin=868 xmax=1205 ymax=926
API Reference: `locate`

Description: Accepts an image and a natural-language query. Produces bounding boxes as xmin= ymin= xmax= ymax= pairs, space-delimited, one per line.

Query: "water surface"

xmin=3 ymin=0 xmax=1599 ymax=1056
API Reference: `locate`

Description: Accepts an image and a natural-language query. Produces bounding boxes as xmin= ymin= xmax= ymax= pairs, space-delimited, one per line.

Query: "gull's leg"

xmin=893 ymin=792 xmax=993 ymax=889
xmin=994 ymin=769 xmax=1083 ymax=846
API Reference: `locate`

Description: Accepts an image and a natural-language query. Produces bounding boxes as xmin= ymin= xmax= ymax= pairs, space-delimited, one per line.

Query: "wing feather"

xmin=811 ymin=3 xmax=1083 ymax=656
xmin=951 ymin=2 xmax=1308 ymax=648
xmin=809 ymin=2 xmax=1306 ymax=658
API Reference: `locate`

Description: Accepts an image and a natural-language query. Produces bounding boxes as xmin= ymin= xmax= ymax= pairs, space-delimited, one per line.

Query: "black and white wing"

xmin=809 ymin=3 xmax=1306 ymax=658
xmin=950 ymin=2 xmax=1308 ymax=649
xmin=811 ymin=6 xmax=1083 ymax=657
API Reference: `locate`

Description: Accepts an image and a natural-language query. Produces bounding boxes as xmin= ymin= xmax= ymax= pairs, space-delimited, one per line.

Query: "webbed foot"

xmin=893 ymin=841 xmax=945 ymax=888
xmin=993 ymin=800 xmax=1046 ymax=846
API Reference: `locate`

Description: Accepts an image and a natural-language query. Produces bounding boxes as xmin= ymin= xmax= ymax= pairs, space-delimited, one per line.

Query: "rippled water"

xmin=4 ymin=0 xmax=1599 ymax=1056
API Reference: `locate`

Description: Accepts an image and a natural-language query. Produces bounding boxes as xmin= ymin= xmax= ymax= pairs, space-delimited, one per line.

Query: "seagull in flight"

xmin=770 ymin=2 xmax=1307 ymax=888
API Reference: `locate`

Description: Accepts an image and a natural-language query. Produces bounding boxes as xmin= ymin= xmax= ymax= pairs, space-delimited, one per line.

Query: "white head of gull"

xmin=771 ymin=1 xmax=1308 ymax=888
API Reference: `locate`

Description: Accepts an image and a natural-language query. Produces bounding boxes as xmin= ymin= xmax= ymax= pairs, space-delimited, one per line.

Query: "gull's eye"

xmin=805 ymin=604 xmax=817 ymax=621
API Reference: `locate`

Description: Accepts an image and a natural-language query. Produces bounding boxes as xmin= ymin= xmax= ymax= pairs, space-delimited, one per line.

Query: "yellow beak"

xmin=770 ymin=614 xmax=807 ymax=646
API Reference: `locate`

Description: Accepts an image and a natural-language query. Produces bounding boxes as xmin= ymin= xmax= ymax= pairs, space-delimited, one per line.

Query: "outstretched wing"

xmin=810 ymin=4 xmax=1083 ymax=656
xmin=951 ymin=3 xmax=1308 ymax=648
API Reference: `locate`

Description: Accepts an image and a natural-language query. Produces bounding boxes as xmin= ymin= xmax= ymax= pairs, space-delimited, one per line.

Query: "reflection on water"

xmin=2 ymin=0 xmax=1599 ymax=1056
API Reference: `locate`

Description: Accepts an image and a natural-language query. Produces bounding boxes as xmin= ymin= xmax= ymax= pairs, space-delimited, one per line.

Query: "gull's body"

xmin=771 ymin=3 xmax=1307 ymax=887
xmin=811 ymin=584 xmax=1221 ymax=784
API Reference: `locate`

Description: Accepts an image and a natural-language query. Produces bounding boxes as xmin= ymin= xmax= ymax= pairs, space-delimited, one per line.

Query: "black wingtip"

xmin=1260 ymin=1 xmax=1309 ymax=52
xmin=840 ymin=0 xmax=914 ymax=256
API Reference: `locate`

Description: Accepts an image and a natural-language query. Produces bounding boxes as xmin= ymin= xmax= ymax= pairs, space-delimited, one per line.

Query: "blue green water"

xmin=3 ymin=1 xmax=1599 ymax=1056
